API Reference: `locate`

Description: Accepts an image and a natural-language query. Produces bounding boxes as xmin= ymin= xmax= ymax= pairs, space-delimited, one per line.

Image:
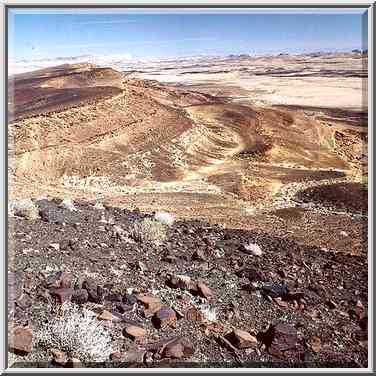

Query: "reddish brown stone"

xmin=152 ymin=307 xmax=177 ymax=329
xmin=9 ymin=326 xmax=33 ymax=355
xmin=49 ymin=288 xmax=73 ymax=303
xmin=226 ymin=329 xmax=258 ymax=349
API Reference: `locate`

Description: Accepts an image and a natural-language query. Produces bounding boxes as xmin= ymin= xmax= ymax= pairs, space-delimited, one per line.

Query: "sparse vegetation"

xmin=37 ymin=303 xmax=113 ymax=363
xmin=131 ymin=217 xmax=167 ymax=244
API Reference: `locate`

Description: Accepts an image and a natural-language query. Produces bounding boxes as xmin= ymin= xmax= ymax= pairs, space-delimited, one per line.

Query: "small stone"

xmin=71 ymin=289 xmax=89 ymax=304
xmin=8 ymin=326 xmax=33 ymax=355
xmin=123 ymin=293 xmax=137 ymax=305
xmin=16 ymin=293 xmax=33 ymax=309
xmin=163 ymin=338 xmax=195 ymax=359
xmin=274 ymin=297 xmax=289 ymax=309
xmin=49 ymin=288 xmax=73 ymax=304
xmin=49 ymin=243 xmax=60 ymax=251
xmin=138 ymin=261 xmax=148 ymax=273
xmin=70 ymin=358 xmax=83 ymax=368
xmin=185 ymin=306 xmax=204 ymax=322
xmin=264 ymin=322 xmax=298 ymax=357
xmin=192 ymin=249 xmax=207 ymax=261
xmin=137 ymin=294 xmax=162 ymax=318
xmin=98 ymin=310 xmax=122 ymax=322
xmin=326 ymin=299 xmax=337 ymax=309
xmin=50 ymin=348 xmax=67 ymax=365
xmin=105 ymin=293 xmax=123 ymax=302
xmin=168 ymin=274 xmax=195 ymax=290
xmin=236 ymin=267 xmax=265 ymax=282
xmin=46 ymin=271 xmax=73 ymax=289
xmin=307 ymin=336 xmax=321 ymax=353
xmin=226 ymin=329 xmax=258 ymax=349
xmin=262 ymin=282 xmax=289 ymax=299
xmin=125 ymin=325 xmax=147 ymax=339
xmin=110 ymin=352 xmax=121 ymax=361
xmin=152 ymin=307 xmax=177 ymax=329
xmin=116 ymin=304 xmax=133 ymax=314
xmin=197 ymin=281 xmax=213 ymax=299
xmin=8 ymin=271 xmax=23 ymax=302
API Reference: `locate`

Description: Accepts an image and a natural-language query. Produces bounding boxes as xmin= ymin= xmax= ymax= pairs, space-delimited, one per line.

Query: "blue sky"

xmin=8 ymin=9 xmax=368 ymax=61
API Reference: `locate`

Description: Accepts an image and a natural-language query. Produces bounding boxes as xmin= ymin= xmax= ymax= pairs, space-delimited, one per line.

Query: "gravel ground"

xmin=7 ymin=197 xmax=368 ymax=368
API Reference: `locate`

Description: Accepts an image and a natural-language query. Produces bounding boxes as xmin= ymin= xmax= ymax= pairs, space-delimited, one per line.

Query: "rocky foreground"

xmin=8 ymin=197 xmax=367 ymax=368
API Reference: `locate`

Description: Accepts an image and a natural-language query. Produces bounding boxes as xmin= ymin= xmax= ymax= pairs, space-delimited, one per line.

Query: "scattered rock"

xmin=8 ymin=325 xmax=33 ymax=355
xmin=167 ymin=274 xmax=195 ymax=290
xmin=197 ymin=281 xmax=213 ymax=299
xmin=307 ymin=336 xmax=321 ymax=353
xmin=263 ymin=322 xmax=298 ymax=357
xmin=192 ymin=249 xmax=207 ymax=261
xmin=16 ymin=293 xmax=33 ymax=309
xmin=226 ymin=329 xmax=258 ymax=349
xmin=185 ymin=306 xmax=204 ymax=322
xmin=163 ymin=337 xmax=195 ymax=359
xmin=272 ymin=297 xmax=288 ymax=309
xmin=116 ymin=304 xmax=133 ymax=314
xmin=123 ymin=293 xmax=137 ymax=306
xmin=49 ymin=288 xmax=74 ymax=304
xmin=236 ymin=267 xmax=265 ymax=282
xmin=71 ymin=289 xmax=89 ymax=304
xmin=326 ymin=299 xmax=337 ymax=309
xmin=98 ymin=310 xmax=122 ymax=322
xmin=46 ymin=271 xmax=73 ymax=289
xmin=137 ymin=294 xmax=162 ymax=318
xmin=262 ymin=282 xmax=289 ymax=299
xmin=125 ymin=325 xmax=147 ymax=339
xmin=82 ymin=280 xmax=104 ymax=304
xmin=105 ymin=293 xmax=123 ymax=302
xmin=49 ymin=243 xmax=60 ymax=252
xmin=50 ymin=348 xmax=67 ymax=365
xmin=152 ymin=307 xmax=177 ymax=329
xmin=8 ymin=271 xmax=23 ymax=303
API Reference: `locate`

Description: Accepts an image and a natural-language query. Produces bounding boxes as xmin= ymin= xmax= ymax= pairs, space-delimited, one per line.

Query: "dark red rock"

xmin=49 ymin=288 xmax=74 ymax=304
xmin=123 ymin=293 xmax=137 ymax=305
xmin=8 ymin=271 xmax=23 ymax=302
xmin=163 ymin=337 xmax=195 ymax=359
xmin=225 ymin=329 xmax=258 ymax=349
xmin=152 ymin=307 xmax=177 ymax=329
xmin=71 ymin=289 xmax=89 ymax=304
xmin=8 ymin=326 xmax=33 ymax=355
xmin=261 ymin=283 xmax=289 ymax=299
xmin=105 ymin=293 xmax=123 ymax=302
xmin=236 ymin=267 xmax=265 ymax=282
xmin=116 ymin=304 xmax=133 ymax=314
xmin=264 ymin=322 xmax=298 ymax=357
xmin=192 ymin=249 xmax=207 ymax=261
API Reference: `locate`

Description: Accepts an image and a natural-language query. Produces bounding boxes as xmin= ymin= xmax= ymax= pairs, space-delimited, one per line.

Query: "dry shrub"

xmin=131 ymin=218 xmax=167 ymax=244
xmin=37 ymin=303 xmax=113 ymax=363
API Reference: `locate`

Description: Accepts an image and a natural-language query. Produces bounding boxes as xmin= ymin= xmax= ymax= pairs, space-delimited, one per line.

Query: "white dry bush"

xmin=9 ymin=198 xmax=39 ymax=220
xmin=243 ymin=243 xmax=263 ymax=256
xmin=199 ymin=304 xmax=218 ymax=323
xmin=37 ymin=303 xmax=113 ymax=363
xmin=131 ymin=218 xmax=167 ymax=244
xmin=154 ymin=211 xmax=175 ymax=226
